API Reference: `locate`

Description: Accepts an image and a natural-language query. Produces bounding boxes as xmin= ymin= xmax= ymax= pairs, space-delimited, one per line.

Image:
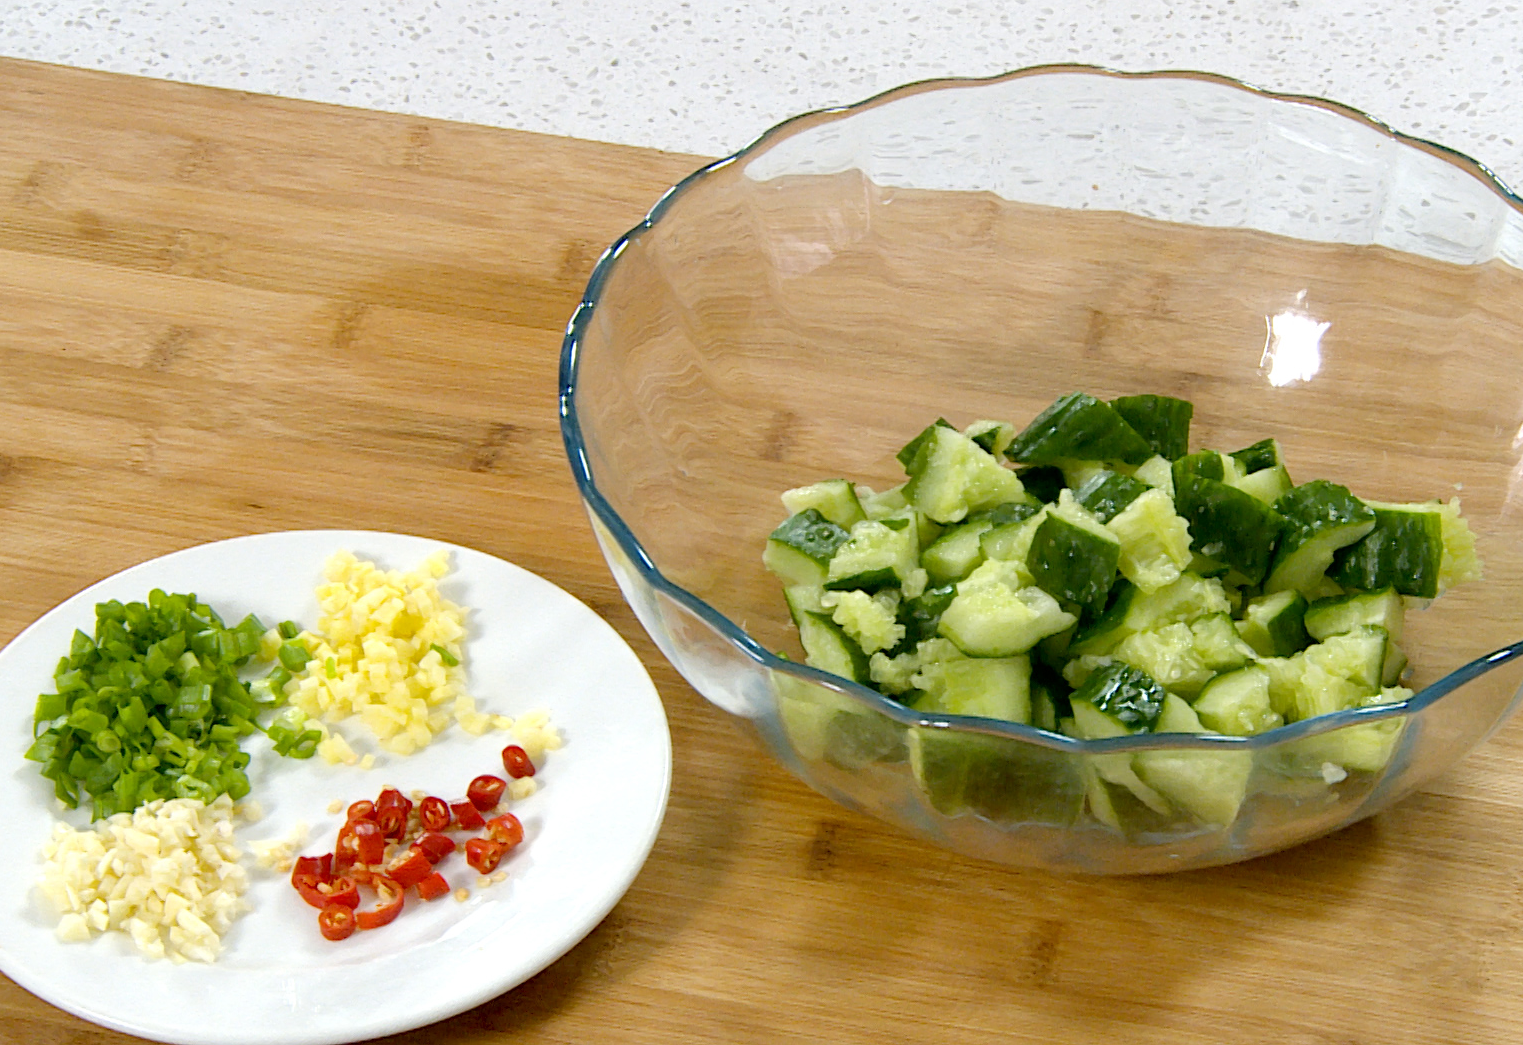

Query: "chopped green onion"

xmin=429 ymin=643 xmax=460 ymax=667
xmin=24 ymin=591 xmax=314 ymax=818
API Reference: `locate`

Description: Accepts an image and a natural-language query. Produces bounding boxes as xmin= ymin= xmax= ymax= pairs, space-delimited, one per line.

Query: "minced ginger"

xmin=270 ymin=549 xmax=515 ymax=759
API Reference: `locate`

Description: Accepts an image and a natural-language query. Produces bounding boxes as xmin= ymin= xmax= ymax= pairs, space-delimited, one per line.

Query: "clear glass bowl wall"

xmin=561 ymin=67 xmax=1523 ymax=873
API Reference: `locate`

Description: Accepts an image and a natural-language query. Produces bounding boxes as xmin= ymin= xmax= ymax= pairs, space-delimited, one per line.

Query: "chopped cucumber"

xmin=1005 ymin=392 xmax=1153 ymax=467
xmin=1329 ymin=501 xmax=1445 ymax=598
xmin=1074 ymin=469 xmax=1151 ymax=523
xmin=1264 ymin=480 xmax=1377 ymax=596
xmin=781 ymin=479 xmax=868 ymax=530
xmin=1111 ymin=394 xmax=1192 ymax=460
xmin=1192 ymin=664 xmax=1283 ymax=736
xmin=1135 ymin=694 xmax=1251 ymax=827
xmin=784 ymin=586 xmax=872 ymax=685
xmin=1025 ymin=493 xmax=1120 ymax=609
xmin=1105 ymin=487 xmax=1193 ymax=594
xmin=1234 ymin=589 xmax=1311 ymax=658
xmin=938 ymin=560 xmax=1077 ymax=657
xmin=826 ymin=517 xmax=921 ymax=592
xmin=768 ymin=391 xmax=1483 ymax=834
xmin=1173 ymin=468 xmax=1285 ymax=585
xmin=903 ymin=423 xmax=1027 ymax=524
xmin=911 ymin=653 xmax=1032 ymax=723
xmin=764 ymin=509 xmax=851 ymax=587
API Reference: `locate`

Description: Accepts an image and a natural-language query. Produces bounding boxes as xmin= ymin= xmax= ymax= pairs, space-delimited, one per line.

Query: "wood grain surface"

xmin=3 ymin=57 xmax=1523 ymax=1045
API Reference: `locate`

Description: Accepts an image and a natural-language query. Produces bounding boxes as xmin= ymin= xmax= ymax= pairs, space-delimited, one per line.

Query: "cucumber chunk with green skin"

xmin=903 ymin=424 xmax=1027 ymax=524
xmin=1071 ymin=661 xmax=1166 ymax=731
xmin=908 ymin=727 xmax=1084 ymax=824
xmin=775 ymin=675 xmax=904 ymax=770
xmin=1135 ymin=694 xmax=1251 ymax=827
xmin=896 ymin=418 xmax=955 ymax=469
xmin=1111 ymin=621 xmax=1215 ymax=698
xmin=1025 ymin=495 xmax=1121 ymax=609
xmin=1111 ymin=394 xmax=1193 ymax=461
xmin=938 ymin=560 xmax=1077 ymax=657
xmin=1016 ymin=465 xmax=1066 ymax=504
xmin=1190 ymin=612 xmax=1257 ymax=673
xmin=784 ymin=587 xmax=870 ymax=684
xmin=764 ymin=509 xmax=852 ymax=586
xmin=1305 ymin=588 xmax=1404 ymax=643
xmin=892 ymin=584 xmax=957 ymax=653
xmin=1067 ymin=698 xmax=1172 ymax=815
xmin=1074 ymin=470 xmax=1152 ymax=523
xmin=826 ymin=517 xmax=920 ymax=592
xmin=1173 ymin=449 xmax=1226 ymax=481
xmin=1004 ymin=392 xmax=1154 ymax=467
xmin=980 ymin=507 xmax=1047 ymax=565
xmin=922 ymin=502 xmax=1040 ymax=585
xmin=1329 ymin=502 xmax=1444 ymax=598
xmin=781 ymin=479 xmax=868 ymax=530
xmin=911 ymin=654 xmax=1032 ymax=723
xmin=1172 ymin=469 xmax=1285 ymax=585
xmin=1264 ymin=480 xmax=1377 ymax=596
xmin=1280 ymin=686 xmax=1410 ymax=774
xmin=1192 ymin=664 xmax=1283 ymax=736
xmin=1229 ymin=437 xmax=1286 ymax=474
xmin=965 ymin=419 xmax=1016 ymax=458
xmin=1232 ymin=463 xmax=1293 ymax=506
xmin=1235 ymin=589 xmax=1311 ymax=658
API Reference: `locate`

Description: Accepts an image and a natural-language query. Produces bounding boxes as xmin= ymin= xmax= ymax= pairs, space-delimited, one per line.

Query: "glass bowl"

xmin=559 ymin=65 xmax=1523 ymax=873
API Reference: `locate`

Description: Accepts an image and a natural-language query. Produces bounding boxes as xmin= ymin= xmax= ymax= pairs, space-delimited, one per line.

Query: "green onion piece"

xmin=277 ymin=620 xmax=300 ymax=640
xmin=277 ymin=639 xmax=312 ymax=672
xmin=429 ymin=643 xmax=460 ymax=667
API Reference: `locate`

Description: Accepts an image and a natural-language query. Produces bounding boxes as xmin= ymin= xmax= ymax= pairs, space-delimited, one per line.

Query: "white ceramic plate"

xmin=0 ymin=531 xmax=671 ymax=1045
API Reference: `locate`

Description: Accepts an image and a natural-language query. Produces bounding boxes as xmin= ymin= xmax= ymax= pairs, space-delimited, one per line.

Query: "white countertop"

xmin=4 ymin=0 xmax=1520 ymax=189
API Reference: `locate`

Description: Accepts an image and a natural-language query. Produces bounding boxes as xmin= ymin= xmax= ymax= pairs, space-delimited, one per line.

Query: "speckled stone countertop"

xmin=4 ymin=0 xmax=1520 ymax=187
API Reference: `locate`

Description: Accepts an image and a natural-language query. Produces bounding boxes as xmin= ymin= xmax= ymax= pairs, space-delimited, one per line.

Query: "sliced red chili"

xmin=465 ymin=774 xmax=506 ymax=811
xmin=418 ymin=795 xmax=451 ymax=833
xmin=464 ymin=837 xmax=507 ymax=874
xmin=415 ymin=872 xmax=450 ymax=902
xmin=375 ymin=787 xmax=412 ymax=817
xmin=350 ymin=818 xmax=385 ymax=866
xmin=388 ymin=848 xmax=433 ymax=889
xmin=318 ymin=903 xmax=356 ymax=941
xmin=449 ymin=799 xmax=485 ymax=830
xmin=501 ymin=744 xmax=535 ymax=779
xmin=484 ymin=813 xmax=524 ymax=850
xmin=292 ymin=853 xmax=333 ymax=884
xmin=413 ymin=832 xmax=456 ymax=864
xmin=376 ymin=805 xmax=408 ymax=840
xmin=293 ymin=871 xmax=359 ymax=910
xmin=353 ymin=872 xmax=404 ymax=930
xmin=346 ymin=799 xmax=377 ymax=823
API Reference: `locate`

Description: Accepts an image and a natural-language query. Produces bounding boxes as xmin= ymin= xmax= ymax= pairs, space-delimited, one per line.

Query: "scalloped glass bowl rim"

xmin=558 ymin=62 xmax=1523 ymax=756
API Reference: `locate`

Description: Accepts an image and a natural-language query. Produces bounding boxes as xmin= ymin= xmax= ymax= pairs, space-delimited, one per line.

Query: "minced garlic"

xmin=36 ymin=795 xmax=250 ymax=964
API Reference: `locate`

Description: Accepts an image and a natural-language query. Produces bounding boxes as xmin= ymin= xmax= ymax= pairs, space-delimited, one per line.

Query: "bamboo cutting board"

xmin=3 ymin=57 xmax=1523 ymax=1045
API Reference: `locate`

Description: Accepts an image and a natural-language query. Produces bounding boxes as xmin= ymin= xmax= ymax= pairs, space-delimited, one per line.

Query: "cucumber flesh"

xmin=1135 ymin=694 xmax=1251 ymax=827
xmin=904 ymin=424 xmax=1027 ymax=524
xmin=937 ymin=560 xmax=1077 ymax=657
xmin=784 ymin=586 xmax=871 ymax=684
xmin=1192 ymin=664 xmax=1282 ymax=736
xmin=912 ymin=654 xmax=1032 ymax=723
xmin=781 ymin=479 xmax=868 ymax=530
